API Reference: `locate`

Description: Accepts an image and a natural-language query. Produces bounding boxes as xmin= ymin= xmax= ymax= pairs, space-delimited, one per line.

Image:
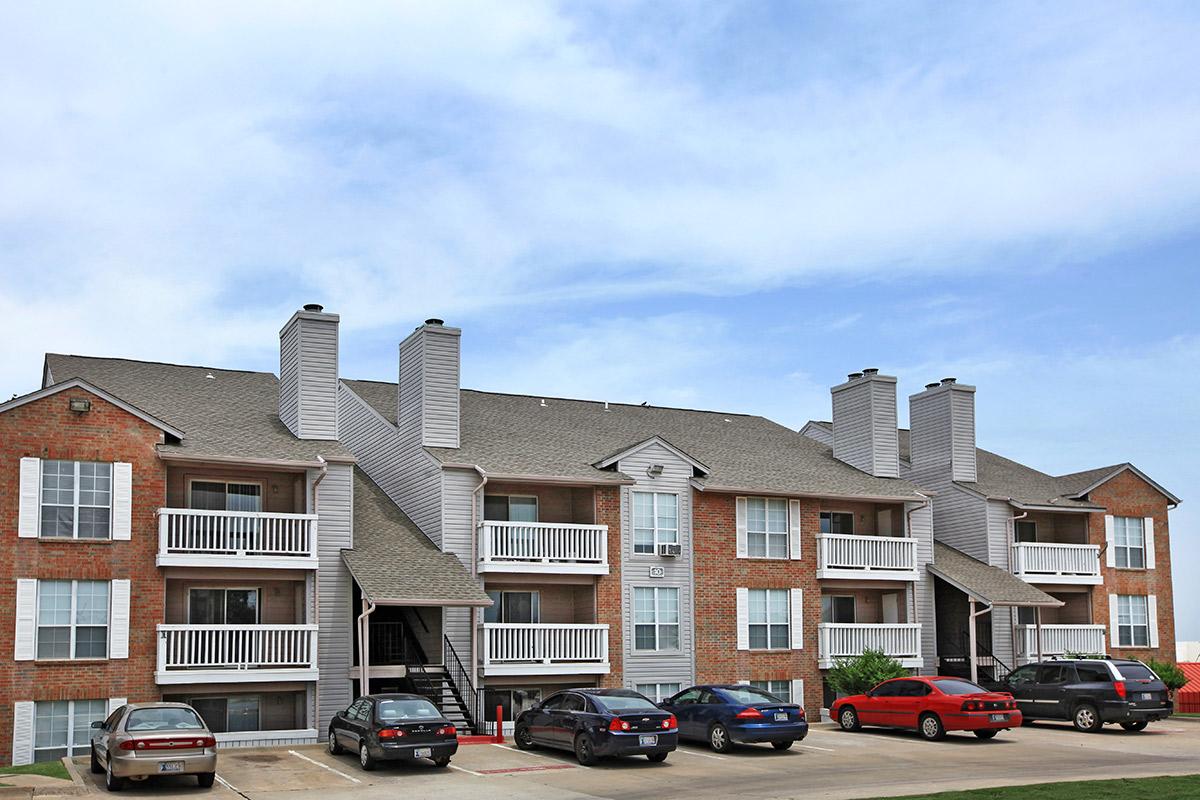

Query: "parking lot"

xmin=72 ymin=720 xmax=1200 ymax=800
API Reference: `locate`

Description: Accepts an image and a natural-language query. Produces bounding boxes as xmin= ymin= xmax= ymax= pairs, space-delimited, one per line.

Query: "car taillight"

xmin=119 ymin=736 xmax=215 ymax=750
xmin=197 ymin=737 xmax=216 ymax=748
xmin=662 ymin=716 xmax=677 ymax=730
xmin=378 ymin=728 xmax=406 ymax=739
xmin=961 ymin=701 xmax=980 ymax=712
xmin=436 ymin=726 xmax=456 ymax=737
xmin=1114 ymin=681 xmax=1127 ymax=699
xmin=797 ymin=708 xmax=806 ymax=720
xmin=735 ymin=707 xmax=765 ymax=719
xmin=609 ymin=718 xmax=632 ymax=732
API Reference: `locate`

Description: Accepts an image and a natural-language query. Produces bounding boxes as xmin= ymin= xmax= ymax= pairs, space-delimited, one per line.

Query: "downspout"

xmin=905 ymin=492 xmax=932 ymax=642
xmin=309 ymin=456 xmax=328 ymax=730
xmin=469 ymin=466 xmax=488 ymax=705
xmin=1007 ymin=507 xmax=1029 ymax=664
xmin=358 ymin=597 xmax=377 ymax=694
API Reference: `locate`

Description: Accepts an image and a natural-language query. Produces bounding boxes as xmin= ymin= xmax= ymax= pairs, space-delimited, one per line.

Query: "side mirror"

xmin=90 ymin=721 xmax=103 ymax=729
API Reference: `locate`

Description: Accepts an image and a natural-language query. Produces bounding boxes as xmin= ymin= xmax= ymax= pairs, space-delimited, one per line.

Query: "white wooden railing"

xmin=477 ymin=521 xmax=608 ymax=571
xmin=1011 ymin=543 xmax=1101 ymax=582
xmin=481 ymin=623 xmax=609 ymax=667
xmin=158 ymin=509 xmax=318 ymax=561
xmin=817 ymin=534 xmax=918 ymax=575
xmin=157 ymin=624 xmax=318 ymax=673
xmin=818 ymin=623 xmax=922 ymax=667
xmin=1016 ymin=624 xmax=1107 ymax=662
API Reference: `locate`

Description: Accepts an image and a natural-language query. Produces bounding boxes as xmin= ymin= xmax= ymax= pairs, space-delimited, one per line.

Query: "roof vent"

xmin=539 ymin=398 xmax=547 ymax=408
xmin=847 ymin=372 xmax=864 ymax=380
xmin=862 ymin=368 xmax=879 ymax=376
xmin=941 ymin=377 xmax=957 ymax=385
xmin=925 ymin=382 xmax=940 ymax=390
xmin=303 ymin=303 xmax=324 ymax=312
xmin=425 ymin=318 xmax=444 ymax=326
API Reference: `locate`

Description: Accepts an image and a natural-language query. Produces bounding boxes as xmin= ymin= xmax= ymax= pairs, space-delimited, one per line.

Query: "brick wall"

xmin=594 ymin=486 xmax=623 ymax=687
xmin=0 ymin=387 xmax=166 ymax=759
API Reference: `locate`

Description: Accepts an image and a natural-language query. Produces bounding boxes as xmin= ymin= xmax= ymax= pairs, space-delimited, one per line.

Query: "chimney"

xmin=398 ymin=318 xmax=461 ymax=448
xmin=909 ymin=377 xmax=977 ymax=482
xmin=278 ymin=304 xmax=340 ymax=440
xmin=831 ymin=368 xmax=900 ymax=478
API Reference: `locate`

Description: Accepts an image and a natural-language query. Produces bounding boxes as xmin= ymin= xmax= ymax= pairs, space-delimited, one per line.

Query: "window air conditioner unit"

xmin=657 ymin=543 xmax=682 ymax=558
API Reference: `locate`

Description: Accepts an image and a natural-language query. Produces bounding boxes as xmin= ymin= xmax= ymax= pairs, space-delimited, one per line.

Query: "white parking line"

xmin=797 ymin=743 xmax=836 ymax=752
xmin=287 ymin=750 xmax=362 ymax=783
xmin=490 ymin=743 xmax=552 ymax=758
xmin=448 ymin=764 xmax=485 ymax=777
xmin=214 ymin=775 xmax=240 ymax=793
xmin=673 ymin=747 xmax=726 ymax=761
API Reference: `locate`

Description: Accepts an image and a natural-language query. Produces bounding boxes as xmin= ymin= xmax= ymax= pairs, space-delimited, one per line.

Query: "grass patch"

xmin=892 ymin=774 xmax=1200 ymax=799
xmin=0 ymin=761 xmax=72 ymax=781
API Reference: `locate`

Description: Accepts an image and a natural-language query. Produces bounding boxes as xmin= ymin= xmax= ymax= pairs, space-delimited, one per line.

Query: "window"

xmin=747 ymin=681 xmax=791 ymax=702
xmin=40 ymin=460 xmax=112 ymax=539
xmin=929 ymin=679 xmax=987 ymax=695
xmin=33 ymin=700 xmax=107 ymax=762
xmin=483 ymin=688 xmax=542 ymax=722
xmin=1113 ymin=517 xmax=1146 ymax=569
xmin=1036 ymin=665 xmax=1069 ymax=684
xmin=1006 ymin=665 xmax=1039 ymax=686
xmin=893 ymin=680 xmax=931 ymax=697
xmin=748 ymin=589 xmax=789 ymax=649
xmin=821 ymin=595 xmax=856 ymax=624
xmin=190 ymin=481 xmax=262 ymax=513
xmin=37 ymin=580 xmax=108 ymax=659
xmin=376 ymin=698 xmax=442 ymax=721
xmin=1075 ymin=663 xmax=1113 ymax=683
xmin=635 ymin=683 xmax=681 ymax=703
xmin=1116 ymin=595 xmax=1150 ymax=646
xmin=819 ymin=511 xmax=854 ymax=535
xmin=126 ymin=707 xmax=205 ymax=731
xmin=633 ymin=492 xmax=678 ymax=554
xmin=1015 ymin=520 xmax=1037 ymax=543
xmin=483 ymin=591 xmax=540 ymax=624
xmin=483 ymin=495 xmax=538 ymax=522
xmin=634 ymin=587 xmax=679 ymax=650
xmin=746 ymin=498 xmax=789 ymax=558
xmin=188 ymin=588 xmax=259 ymax=625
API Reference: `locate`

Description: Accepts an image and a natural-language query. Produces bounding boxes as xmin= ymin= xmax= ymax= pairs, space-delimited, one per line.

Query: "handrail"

xmin=443 ymin=635 xmax=479 ymax=734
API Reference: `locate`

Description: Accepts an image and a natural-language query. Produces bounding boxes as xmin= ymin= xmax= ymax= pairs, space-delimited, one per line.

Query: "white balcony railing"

xmin=818 ymin=623 xmax=923 ymax=668
xmin=477 ymin=521 xmax=609 ymax=574
xmin=816 ymin=534 xmax=919 ymax=579
xmin=1011 ymin=543 xmax=1102 ymax=585
xmin=156 ymin=624 xmax=319 ymax=684
xmin=157 ymin=508 xmax=318 ymax=568
xmin=480 ymin=623 xmax=610 ymax=676
xmin=1016 ymin=624 xmax=1107 ymax=663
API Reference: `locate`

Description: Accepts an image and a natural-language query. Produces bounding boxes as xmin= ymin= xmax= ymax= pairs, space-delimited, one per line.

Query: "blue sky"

xmin=1 ymin=2 xmax=1197 ymax=639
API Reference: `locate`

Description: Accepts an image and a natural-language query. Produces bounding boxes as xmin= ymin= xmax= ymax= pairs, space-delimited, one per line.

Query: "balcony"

xmin=1011 ymin=543 xmax=1102 ymax=585
xmin=477 ymin=521 xmax=609 ymax=575
xmin=1016 ymin=624 xmax=1107 ymax=664
xmin=816 ymin=534 xmax=919 ymax=581
xmin=817 ymin=623 xmax=923 ymax=669
xmin=157 ymin=509 xmax=319 ymax=569
xmin=156 ymin=624 xmax=319 ymax=684
xmin=480 ymin=623 xmax=610 ymax=676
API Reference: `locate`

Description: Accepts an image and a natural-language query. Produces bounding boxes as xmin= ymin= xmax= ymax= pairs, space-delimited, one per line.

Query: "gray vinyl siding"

xmin=442 ymin=468 xmax=482 ymax=667
xmin=909 ymin=385 xmax=976 ymax=483
xmin=800 ymin=422 xmax=833 ymax=446
xmin=279 ymin=312 xmax=340 ymax=440
xmin=986 ymin=500 xmax=1014 ymax=570
xmin=279 ymin=323 xmax=299 ymax=436
xmin=337 ymin=381 xmax=444 ymax=545
xmin=618 ymin=442 xmax=696 ymax=689
xmin=832 ymin=377 xmax=899 ymax=478
xmin=928 ymin=482 xmax=989 ymax=562
xmin=398 ymin=325 xmax=461 ymax=449
xmin=907 ymin=500 xmax=938 ymax=673
xmin=314 ymin=462 xmax=354 ymax=729
xmin=949 ymin=389 xmax=977 ymax=482
xmin=992 ymin=605 xmax=1014 ymax=672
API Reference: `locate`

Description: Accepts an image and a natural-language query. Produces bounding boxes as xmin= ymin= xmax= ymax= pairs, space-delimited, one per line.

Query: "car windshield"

xmin=126 ymin=708 xmax=205 ymax=731
xmin=589 ymin=694 xmax=660 ymax=713
xmin=1116 ymin=664 xmax=1157 ymax=681
xmin=721 ymin=687 xmax=782 ymax=705
xmin=931 ymin=679 xmax=988 ymax=696
xmin=376 ymin=699 xmax=442 ymax=721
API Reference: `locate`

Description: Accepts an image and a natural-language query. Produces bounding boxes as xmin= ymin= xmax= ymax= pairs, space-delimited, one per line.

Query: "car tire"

xmin=90 ymin=745 xmax=103 ymax=775
xmin=328 ymin=730 xmax=344 ymax=755
xmin=709 ymin=723 xmax=734 ymax=753
xmin=197 ymin=773 xmax=216 ymax=788
xmin=359 ymin=743 xmax=377 ymax=771
xmin=973 ymin=730 xmax=998 ymax=740
xmin=432 ymin=756 xmax=451 ymax=768
xmin=771 ymin=740 xmax=794 ymax=751
xmin=573 ymin=734 xmax=598 ymax=767
xmin=919 ymin=713 xmax=946 ymax=742
xmin=1072 ymin=703 xmax=1103 ymax=733
xmin=838 ymin=706 xmax=861 ymax=732
xmin=1120 ymin=721 xmax=1149 ymax=732
xmin=646 ymin=753 xmax=668 ymax=763
xmin=104 ymin=760 xmax=124 ymax=792
xmin=514 ymin=724 xmax=536 ymax=750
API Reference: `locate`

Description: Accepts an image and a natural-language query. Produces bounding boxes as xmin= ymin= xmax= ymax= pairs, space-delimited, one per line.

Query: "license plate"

xmin=774 ymin=712 xmax=789 ymax=722
xmin=413 ymin=747 xmax=432 ymax=759
xmin=639 ymin=735 xmax=658 ymax=747
xmin=1141 ymin=693 xmax=1153 ymax=700
xmin=989 ymin=714 xmax=1007 ymax=723
xmin=157 ymin=761 xmax=184 ymax=773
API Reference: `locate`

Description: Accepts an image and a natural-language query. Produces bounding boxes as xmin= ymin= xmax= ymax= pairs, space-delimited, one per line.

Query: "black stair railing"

xmin=442 ymin=635 xmax=480 ymax=734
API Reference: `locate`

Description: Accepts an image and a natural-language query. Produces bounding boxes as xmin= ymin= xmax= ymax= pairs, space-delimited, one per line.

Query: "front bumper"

xmin=1102 ymin=701 xmax=1173 ymax=724
xmin=109 ymin=751 xmax=217 ymax=779
xmin=592 ymin=730 xmax=678 ymax=757
xmin=370 ymin=739 xmax=458 ymax=761
xmin=730 ymin=721 xmax=810 ymax=744
xmin=945 ymin=710 xmax=1022 ymax=731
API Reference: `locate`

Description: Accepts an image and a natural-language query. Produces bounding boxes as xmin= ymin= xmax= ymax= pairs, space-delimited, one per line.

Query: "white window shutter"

xmin=1148 ymin=595 xmax=1159 ymax=649
xmin=1104 ymin=516 xmax=1116 ymax=567
xmin=735 ymin=498 xmax=748 ymax=559
xmin=1108 ymin=593 xmax=1120 ymax=648
xmin=789 ymin=499 xmax=802 ymax=560
xmin=789 ymin=588 xmax=804 ymax=649
xmin=791 ymin=679 xmax=805 ymax=710
xmin=18 ymin=457 xmax=40 ymax=538
xmin=112 ymin=462 xmax=133 ymax=540
xmin=109 ymin=579 xmax=131 ymax=659
xmin=736 ymin=679 xmax=749 ymax=685
xmin=14 ymin=579 xmax=37 ymax=661
xmin=108 ymin=698 xmax=126 ymax=715
xmin=735 ymin=588 xmax=749 ymax=650
xmin=1143 ymin=517 xmax=1155 ymax=570
xmin=12 ymin=701 xmax=34 ymax=766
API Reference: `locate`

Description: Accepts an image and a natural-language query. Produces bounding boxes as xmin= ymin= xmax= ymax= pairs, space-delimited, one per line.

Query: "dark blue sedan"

xmin=659 ymin=685 xmax=808 ymax=752
xmin=513 ymin=688 xmax=678 ymax=766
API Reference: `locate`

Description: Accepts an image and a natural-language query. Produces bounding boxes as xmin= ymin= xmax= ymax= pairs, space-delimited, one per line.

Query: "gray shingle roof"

xmin=930 ymin=543 xmax=1063 ymax=607
xmin=44 ymin=354 xmax=355 ymax=463
xmin=343 ymin=381 xmax=926 ymax=501
xmin=342 ymin=468 xmax=490 ymax=606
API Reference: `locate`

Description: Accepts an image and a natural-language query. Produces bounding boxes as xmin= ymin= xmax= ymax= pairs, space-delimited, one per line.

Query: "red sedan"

xmin=831 ymin=676 xmax=1021 ymax=741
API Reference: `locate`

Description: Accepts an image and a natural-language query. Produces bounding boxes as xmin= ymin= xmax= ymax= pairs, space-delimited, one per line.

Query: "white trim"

xmin=215 ymin=728 xmax=319 ymax=746
xmin=593 ymin=435 xmax=710 ymax=474
xmin=1104 ymin=516 xmax=1116 ymax=568
xmin=18 ymin=458 xmax=40 ymax=538
xmin=156 ymin=668 xmax=321 ymax=685
xmin=0 ymin=378 xmax=185 ymax=438
xmin=482 ymin=662 xmax=611 ymax=677
xmin=789 ymin=589 xmax=804 ymax=650
xmin=791 ymin=679 xmax=805 ymax=709
xmin=157 ymin=553 xmax=321 ymax=570
xmin=735 ymin=587 xmax=749 ymax=650
xmin=112 ymin=462 xmax=132 ymax=540
xmin=1148 ymin=595 xmax=1160 ymax=649
xmin=735 ymin=497 xmax=748 ymax=559
xmin=1108 ymin=593 xmax=1120 ymax=647
xmin=789 ymin=499 xmax=802 ymax=560
xmin=108 ymin=698 xmax=127 ymax=715
xmin=1067 ymin=464 xmax=1180 ymax=505
xmin=12 ymin=701 xmax=34 ymax=766
xmin=1144 ymin=517 xmax=1156 ymax=570
xmin=14 ymin=579 xmax=37 ymax=661
xmin=630 ymin=490 xmax=680 ymax=554
xmin=109 ymin=579 xmax=131 ymax=659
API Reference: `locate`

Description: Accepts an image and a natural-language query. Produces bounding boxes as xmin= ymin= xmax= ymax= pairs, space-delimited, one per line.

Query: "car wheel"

xmin=838 ymin=706 xmax=861 ymax=732
xmin=573 ymin=734 xmax=598 ymax=766
xmin=919 ymin=713 xmax=946 ymax=741
xmin=709 ymin=722 xmax=734 ymax=753
xmin=432 ymin=756 xmax=451 ymax=768
xmin=1120 ymin=721 xmax=1149 ymax=732
xmin=359 ymin=743 xmax=377 ymax=771
xmin=197 ymin=773 xmax=215 ymax=788
xmin=90 ymin=745 xmax=103 ymax=775
xmin=514 ymin=724 xmax=536 ymax=750
xmin=328 ymin=730 xmax=344 ymax=755
xmin=646 ymin=752 xmax=668 ymax=763
xmin=973 ymin=730 xmax=998 ymax=740
xmin=1072 ymin=703 xmax=1103 ymax=733
xmin=771 ymin=740 xmax=794 ymax=751
xmin=104 ymin=760 xmax=124 ymax=792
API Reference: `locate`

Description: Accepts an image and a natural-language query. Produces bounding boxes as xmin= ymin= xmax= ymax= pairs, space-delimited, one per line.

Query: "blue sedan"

xmin=659 ymin=685 xmax=808 ymax=752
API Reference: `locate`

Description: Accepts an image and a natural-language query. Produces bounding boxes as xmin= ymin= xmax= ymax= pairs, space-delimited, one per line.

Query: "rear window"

xmin=1115 ymin=663 xmax=1157 ymax=681
xmin=1075 ymin=663 xmax=1113 ymax=683
xmin=126 ymin=708 xmax=205 ymax=731
xmin=589 ymin=694 xmax=660 ymax=713
xmin=376 ymin=699 xmax=441 ymax=721
xmin=721 ymin=687 xmax=782 ymax=705
xmin=931 ymin=679 xmax=987 ymax=696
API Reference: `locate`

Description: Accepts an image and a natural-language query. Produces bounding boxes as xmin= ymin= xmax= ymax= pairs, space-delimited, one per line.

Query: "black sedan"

xmin=514 ymin=688 xmax=678 ymax=765
xmin=328 ymin=693 xmax=458 ymax=770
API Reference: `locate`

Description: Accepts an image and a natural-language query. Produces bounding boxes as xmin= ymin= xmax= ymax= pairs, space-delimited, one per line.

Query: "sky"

xmin=1 ymin=2 xmax=1197 ymax=639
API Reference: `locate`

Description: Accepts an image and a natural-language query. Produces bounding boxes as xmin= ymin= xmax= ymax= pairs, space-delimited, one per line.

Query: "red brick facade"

xmin=0 ymin=387 xmax=166 ymax=760
xmin=594 ymin=486 xmax=624 ymax=687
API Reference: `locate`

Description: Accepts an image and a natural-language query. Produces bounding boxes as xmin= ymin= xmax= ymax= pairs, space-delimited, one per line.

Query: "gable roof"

xmin=44 ymin=354 xmax=355 ymax=464
xmin=343 ymin=381 xmax=926 ymax=501
xmin=0 ymin=378 xmax=186 ymax=439
xmin=930 ymin=543 xmax=1063 ymax=607
xmin=1056 ymin=463 xmax=1181 ymax=505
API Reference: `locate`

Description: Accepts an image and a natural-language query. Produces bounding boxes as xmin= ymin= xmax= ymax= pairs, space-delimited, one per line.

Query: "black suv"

xmin=1000 ymin=658 xmax=1172 ymax=732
